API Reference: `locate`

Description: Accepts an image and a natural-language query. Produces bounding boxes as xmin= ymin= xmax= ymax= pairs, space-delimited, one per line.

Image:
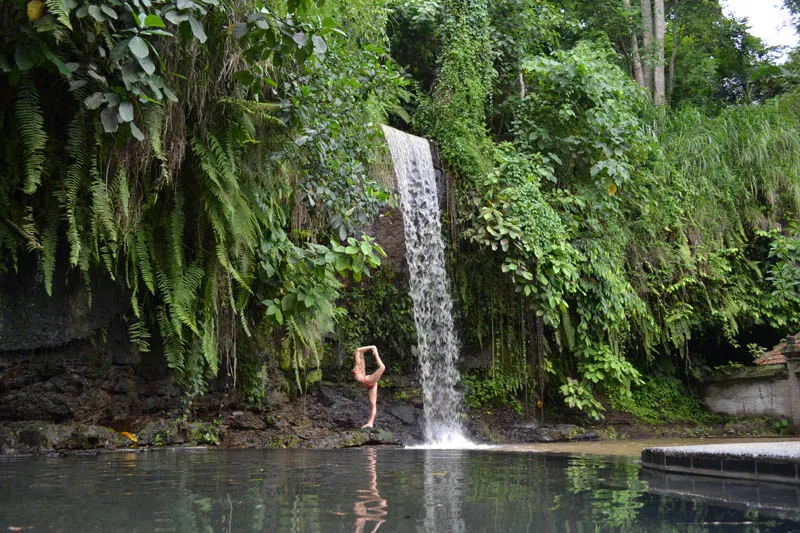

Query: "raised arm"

xmin=356 ymin=345 xmax=378 ymax=355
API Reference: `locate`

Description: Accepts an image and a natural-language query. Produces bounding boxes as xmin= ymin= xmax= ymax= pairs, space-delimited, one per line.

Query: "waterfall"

xmin=381 ymin=125 xmax=472 ymax=447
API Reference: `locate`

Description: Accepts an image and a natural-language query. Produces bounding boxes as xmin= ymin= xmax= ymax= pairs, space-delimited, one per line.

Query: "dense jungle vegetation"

xmin=1 ymin=0 xmax=799 ymax=420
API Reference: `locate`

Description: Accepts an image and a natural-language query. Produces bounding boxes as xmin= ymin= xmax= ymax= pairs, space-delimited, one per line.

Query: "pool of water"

xmin=2 ymin=448 xmax=799 ymax=532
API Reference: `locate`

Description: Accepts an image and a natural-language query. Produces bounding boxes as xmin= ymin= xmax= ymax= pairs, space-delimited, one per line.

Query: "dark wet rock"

xmin=228 ymin=410 xmax=267 ymax=430
xmin=459 ymin=347 xmax=493 ymax=370
xmin=136 ymin=380 xmax=183 ymax=414
xmin=507 ymin=423 xmax=601 ymax=443
xmin=0 ymin=421 xmax=125 ymax=454
xmin=386 ymin=404 xmax=419 ymax=426
xmin=365 ymin=207 xmax=408 ymax=275
xmin=0 ymin=256 xmax=128 ymax=352
xmin=343 ymin=428 xmax=398 ymax=447
xmin=316 ymin=428 xmax=399 ymax=449
xmin=136 ymin=419 xmax=217 ymax=446
xmin=309 ymin=383 xmax=424 ymax=443
xmin=315 ymin=383 xmax=344 ymax=407
xmin=573 ymin=429 xmax=601 ymax=441
xmin=267 ymin=389 xmax=289 ymax=408
xmin=0 ymin=317 xmax=177 ymax=424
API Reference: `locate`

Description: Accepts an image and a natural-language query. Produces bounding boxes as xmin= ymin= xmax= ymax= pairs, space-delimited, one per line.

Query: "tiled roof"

xmin=754 ymin=347 xmax=785 ymax=366
xmin=754 ymin=334 xmax=800 ymax=366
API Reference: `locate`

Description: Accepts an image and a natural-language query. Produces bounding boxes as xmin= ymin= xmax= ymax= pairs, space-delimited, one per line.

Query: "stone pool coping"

xmin=641 ymin=441 xmax=800 ymax=484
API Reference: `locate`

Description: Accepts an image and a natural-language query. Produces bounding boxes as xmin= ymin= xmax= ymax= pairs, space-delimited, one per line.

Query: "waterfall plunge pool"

xmin=2 ymin=447 xmax=799 ymax=531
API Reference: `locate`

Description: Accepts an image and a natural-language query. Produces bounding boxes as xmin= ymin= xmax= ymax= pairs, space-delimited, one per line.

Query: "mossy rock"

xmin=0 ymin=421 xmax=125 ymax=454
xmin=341 ymin=428 xmax=397 ymax=447
xmin=136 ymin=419 xmax=216 ymax=446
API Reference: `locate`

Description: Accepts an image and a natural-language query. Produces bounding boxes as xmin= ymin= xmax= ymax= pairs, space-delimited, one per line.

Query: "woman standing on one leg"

xmin=352 ymin=345 xmax=386 ymax=428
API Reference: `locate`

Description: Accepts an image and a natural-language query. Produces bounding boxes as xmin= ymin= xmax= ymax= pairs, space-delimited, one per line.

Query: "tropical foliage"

xmin=0 ymin=0 xmax=405 ymax=393
xmin=393 ymin=0 xmax=800 ymax=418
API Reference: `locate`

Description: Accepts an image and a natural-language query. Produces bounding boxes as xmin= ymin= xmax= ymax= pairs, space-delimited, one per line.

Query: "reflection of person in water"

xmin=351 ymin=345 xmax=386 ymax=428
xmin=354 ymin=447 xmax=387 ymax=533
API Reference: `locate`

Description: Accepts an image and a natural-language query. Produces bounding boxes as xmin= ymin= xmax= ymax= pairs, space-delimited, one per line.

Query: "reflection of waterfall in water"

xmin=382 ymin=125 xmax=475 ymax=447
xmin=423 ymin=450 xmax=467 ymax=532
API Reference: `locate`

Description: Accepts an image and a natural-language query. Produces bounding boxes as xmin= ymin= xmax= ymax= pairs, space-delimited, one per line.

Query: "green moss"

xmin=609 ymin=376 xmax=723 ymax=425
xmin=707 ymin=364 xmax=786 ymax=382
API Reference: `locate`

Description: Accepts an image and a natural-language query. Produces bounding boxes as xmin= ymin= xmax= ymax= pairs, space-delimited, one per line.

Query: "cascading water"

xmin=381 ymin=125 xmax=473 ymax=447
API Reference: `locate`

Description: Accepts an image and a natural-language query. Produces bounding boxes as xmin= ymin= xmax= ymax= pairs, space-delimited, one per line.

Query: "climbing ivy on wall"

xmin=415 ymin=0 xmax=494 ymax=181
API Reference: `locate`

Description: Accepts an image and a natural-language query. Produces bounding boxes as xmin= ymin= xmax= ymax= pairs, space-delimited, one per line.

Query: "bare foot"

xmin=361 ymin=423 xmax=373 ymax=429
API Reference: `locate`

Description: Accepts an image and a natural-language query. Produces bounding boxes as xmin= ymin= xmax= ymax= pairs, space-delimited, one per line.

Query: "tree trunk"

xmin=640 ymin=0 xmax=654 ymax=91
xmin=667 ymin=22 xmax=680 ymax=105
xmin=624 ymin=0 xmax=646 ymax=88
xmin=653 ymin=0 xmax=666 ymax=105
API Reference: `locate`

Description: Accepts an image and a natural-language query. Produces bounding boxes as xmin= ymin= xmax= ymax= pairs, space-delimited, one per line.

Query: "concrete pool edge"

xmin=641 ymin=441 xmax=800 ymax=484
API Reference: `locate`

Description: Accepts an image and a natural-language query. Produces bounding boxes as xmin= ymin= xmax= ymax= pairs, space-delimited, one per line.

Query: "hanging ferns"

xmin=0 ymin=0 xmax=404 ymax=397
xmin=1 ymin=78 xmax=290 ymax=387
xmin=14 ymin=78 xmax=47 ymax=196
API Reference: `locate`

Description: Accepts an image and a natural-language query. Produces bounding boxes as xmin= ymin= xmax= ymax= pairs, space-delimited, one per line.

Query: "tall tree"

xmin=640 ymin=0 xmax=654 ymax=90
xmin=665 ymin=0 xmax=725 ymax=106
xmin=623 ymin=0 xmax=646 ymax=87
xmin=653 ymin=0 xmax=667 ymax=104
xmin=666 ymin=0 xmax=682 ymax=103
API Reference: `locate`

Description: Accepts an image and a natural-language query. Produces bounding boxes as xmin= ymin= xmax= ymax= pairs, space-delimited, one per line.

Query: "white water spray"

xmin=381 ymin=125 xmax=477 ymax=448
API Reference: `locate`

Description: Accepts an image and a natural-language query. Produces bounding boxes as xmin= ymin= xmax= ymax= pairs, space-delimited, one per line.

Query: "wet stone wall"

xmin=0 ymin=258 xmax=180 ymax=425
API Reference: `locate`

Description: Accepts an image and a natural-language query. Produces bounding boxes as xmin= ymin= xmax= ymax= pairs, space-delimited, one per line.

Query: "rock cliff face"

xmin=0 ymin=319 xmax=182 ymax=424
xmin=0 ymin=255 xmax=128 ymax=352
xmin=0 ymin=257 xmax=180 ymax=425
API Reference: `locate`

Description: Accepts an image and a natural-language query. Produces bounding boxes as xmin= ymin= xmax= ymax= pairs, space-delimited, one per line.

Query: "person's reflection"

xmin=353 ymin=447 xmax=387 ymax=533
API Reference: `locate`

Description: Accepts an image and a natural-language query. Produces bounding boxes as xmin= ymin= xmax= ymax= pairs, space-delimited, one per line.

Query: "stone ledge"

xmin=642 ymin=442 xmax=800 ymax=484
xmin=705 ymin=364 xmax=787 ymax=383
xmin=642 ymin=469 xmax=800 ymax=517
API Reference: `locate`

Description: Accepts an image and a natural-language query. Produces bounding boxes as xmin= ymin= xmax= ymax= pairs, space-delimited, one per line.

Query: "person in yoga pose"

xmin=352 ymin=345 xmax=386 ymax=428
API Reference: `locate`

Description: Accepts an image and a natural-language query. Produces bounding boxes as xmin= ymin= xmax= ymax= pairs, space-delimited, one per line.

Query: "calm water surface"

xmin=2 ymin=448 xmax=799 ymax=532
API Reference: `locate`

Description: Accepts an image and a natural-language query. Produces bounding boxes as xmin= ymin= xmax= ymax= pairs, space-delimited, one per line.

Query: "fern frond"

xmin=90 ymin=179 xmax=117 ymax=242
xmin=129 ymin=283 xmax=141 ymax=319
xmin=172 ymin=263 xmax=204 ymax=336
xmin=144 ymin=105 xmax=170 ymax=183
xmin=15 ymin=79 xmax=47 ymax=195
xmin=158 ymin=308 xmax=185 ymax=372
xmin=193 ymin=136 xmax=233 ymax=210
xmin=45 ymin=0 xmax=73 ymax=29
xmin=201 ymin=320 xmax=218 ymax=376
xmin=153 ymin=261 xmax=174 ymax=307
xmin=41 ymin=209 xmax=59 ymax=296
xmin=128 ymin=319 xmax=151 ymax=352
xmin=202 ymin=260 xmax=218 ymax=314
xmin=219 ymin=97 xmax=284 ymax=128
xmin=63 ymin=115 xmax=86 ymax=266
xmin=0 ymin=225 xmax=19 ymax=273
xmin=110 ymin=169 xmax=130 ymax=228
xmin=215 ymin=243 xmax=250 ymax=291
xmin=134 ymin=230 xmax=155 ymax=293
xmin=168 ymin=194 xmax=185 ymax=271
xmin=100 ymin=244 xmax=116 ymax=279
xmin=19 ymin=207 xmax=43 ymax=252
